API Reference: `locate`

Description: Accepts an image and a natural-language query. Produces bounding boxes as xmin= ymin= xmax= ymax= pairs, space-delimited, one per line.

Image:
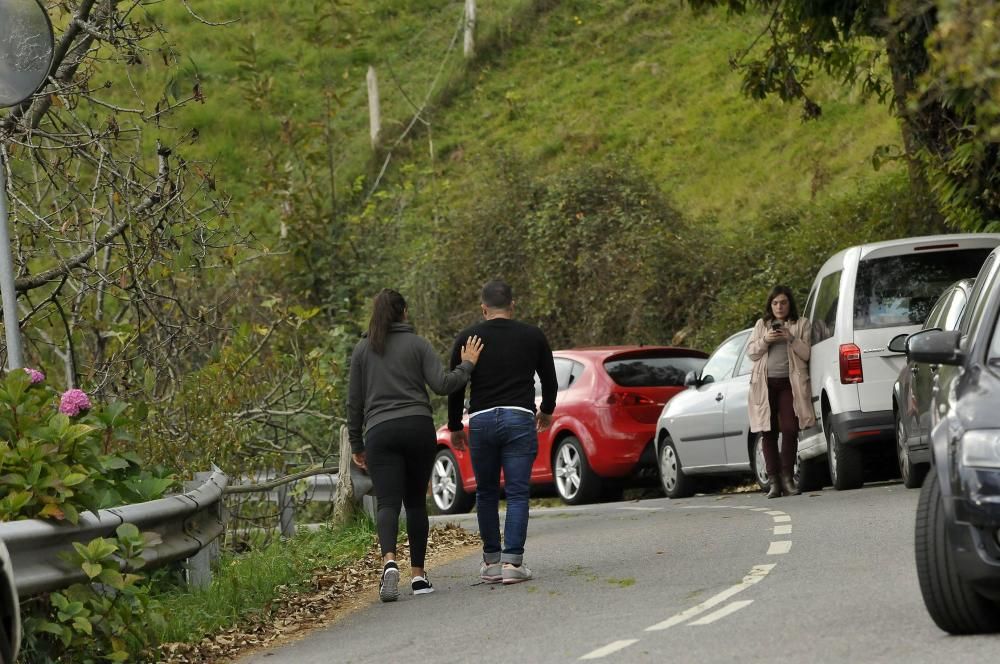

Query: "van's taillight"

xmin=606 ymin=392 xmax=656 ymax=407
xmin=839 ymin=344 xmax=863 ymax=384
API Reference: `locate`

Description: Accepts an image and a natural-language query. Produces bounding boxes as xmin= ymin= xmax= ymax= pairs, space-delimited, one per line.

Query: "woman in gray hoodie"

xmin=348 ymin=288 xmax=483 ymax=602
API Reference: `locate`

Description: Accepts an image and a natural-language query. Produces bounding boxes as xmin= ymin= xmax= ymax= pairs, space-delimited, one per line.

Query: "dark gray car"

xmin=907 ymin=249 xmax=1000 ymax=634
xmin=890 ymin=278 xmax=974 ymax=488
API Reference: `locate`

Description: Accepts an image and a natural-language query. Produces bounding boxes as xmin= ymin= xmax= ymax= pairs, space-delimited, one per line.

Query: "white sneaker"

xmin=411 ymin=575 xmax=435 ymax=595
xmin=501 ymin=562 xmax=532 ymax=585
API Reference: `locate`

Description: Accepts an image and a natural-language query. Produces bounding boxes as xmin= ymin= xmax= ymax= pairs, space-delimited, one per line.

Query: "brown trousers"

xmin=762 ymin=377 xmax=798 ymax=476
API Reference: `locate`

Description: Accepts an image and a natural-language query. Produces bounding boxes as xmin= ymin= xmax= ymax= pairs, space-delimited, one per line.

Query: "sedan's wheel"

xmin=915 ymin=467 xmax=1000 ymax=634
xmin=659 ymin=436 xmax=694 ymax=499
xmin=554 ymin=436 xmax=601 ymax=505
xmin=431 ymin=449 xmax=475 ymax=514
xmin=827 ymin=428 xmax=863 ymax=490
xmin=796 ymin=455 xmax=827 ymax=492
xmin=753 ymin=434 xmax=769 ymax=492
xmin=897 ymin=413 xmax=928 ymax=489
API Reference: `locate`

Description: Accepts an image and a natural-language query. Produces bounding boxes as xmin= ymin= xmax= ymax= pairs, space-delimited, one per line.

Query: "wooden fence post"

xmin=464 ymin=0 xmax=476 ymax=59
xmin=367 ymin=66 xmax=382 ymax=150
xmin=333 ymin=425 xmax=360 ymax=526
xmin=277 ymin=466 xmax=296 ymax=538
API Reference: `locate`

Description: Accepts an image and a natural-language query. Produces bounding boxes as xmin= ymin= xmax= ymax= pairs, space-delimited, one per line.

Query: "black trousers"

xmin=365 ymin=415 xmax=436 ymax=568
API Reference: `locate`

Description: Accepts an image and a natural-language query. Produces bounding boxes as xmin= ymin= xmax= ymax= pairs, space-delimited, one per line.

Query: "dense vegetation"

xmin=1 ymin=0 xmax=996 ymax=657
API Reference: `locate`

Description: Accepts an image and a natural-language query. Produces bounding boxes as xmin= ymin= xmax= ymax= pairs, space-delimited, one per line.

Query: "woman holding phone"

xmin=746 ymin=285 xmax=815 ymax=498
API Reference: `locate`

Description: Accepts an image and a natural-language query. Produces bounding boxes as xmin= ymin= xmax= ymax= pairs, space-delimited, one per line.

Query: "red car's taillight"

xmin=839 ymin=343 xmax=863 ymax=384
xmin=606 ymin=392 xmax=657 ymax=407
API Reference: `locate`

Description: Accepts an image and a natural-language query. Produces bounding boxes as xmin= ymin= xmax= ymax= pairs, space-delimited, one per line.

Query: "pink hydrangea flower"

xmin=22 ymin=368 xmax=44 ymax=384
xmin=59 ymin=389 xmax=92 ymax=416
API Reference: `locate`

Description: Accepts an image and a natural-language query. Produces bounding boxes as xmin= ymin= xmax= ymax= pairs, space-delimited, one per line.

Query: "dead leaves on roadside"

xmin=159 ymin=523 xmax=479 ymax=663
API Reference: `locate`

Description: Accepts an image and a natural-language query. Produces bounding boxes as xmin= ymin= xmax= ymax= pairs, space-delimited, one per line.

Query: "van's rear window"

xmin=853 ymin=249 xmax=992 ymax=330
xmin=604 ymin=355 xmax=707 ymax=387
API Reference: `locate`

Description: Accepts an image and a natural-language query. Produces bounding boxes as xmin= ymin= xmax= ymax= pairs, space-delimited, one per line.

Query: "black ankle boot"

xmin=781 ymin=473 xmax=800 ymax=496
xmin=767 ymin=474 xmax=782 ymax=499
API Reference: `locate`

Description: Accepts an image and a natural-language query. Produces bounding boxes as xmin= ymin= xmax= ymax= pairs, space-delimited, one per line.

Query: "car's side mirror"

xmin=701 ymin=374 xmax=716 ymax=386
xmin=887 ymin=333 xmax=909 ymax=353
xmin=683 ymin=371 xmax=701 ymax=388
xmin=891 ymin=328 xmax=939 ymax=354
xmin=907 ymin=329 xmax=964 ymax=366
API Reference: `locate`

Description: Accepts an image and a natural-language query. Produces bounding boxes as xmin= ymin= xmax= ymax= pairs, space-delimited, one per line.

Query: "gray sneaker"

xmin=379 ymin=562 xmax=400 ymax=602
xmin=501 ymin=563 xmax=532 ymax=585
xmin=480 ymin=560 xmax=502 ymax=584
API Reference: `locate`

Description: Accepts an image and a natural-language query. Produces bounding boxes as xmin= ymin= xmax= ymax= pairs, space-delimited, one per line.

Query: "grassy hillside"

xmin=427 ymin=0 xmax=901 ymax=223
xmin=125 ymin=0 xmax=899 ymax=235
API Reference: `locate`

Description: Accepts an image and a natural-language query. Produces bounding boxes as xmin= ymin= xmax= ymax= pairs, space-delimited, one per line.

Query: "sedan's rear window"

xmin=853 ymin=249 xmax=992 ymax=330
xmin=603 ymin=355 xmax=707 ymax=387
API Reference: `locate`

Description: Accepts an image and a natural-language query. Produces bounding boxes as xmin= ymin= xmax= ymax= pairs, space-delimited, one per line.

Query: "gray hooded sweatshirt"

xmin=347 ymin=322 xmax=473 ymax=453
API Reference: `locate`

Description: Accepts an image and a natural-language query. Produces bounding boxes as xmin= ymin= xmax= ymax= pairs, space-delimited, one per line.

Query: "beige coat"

xmin=747 ymin=317 xmax=815 ymax=433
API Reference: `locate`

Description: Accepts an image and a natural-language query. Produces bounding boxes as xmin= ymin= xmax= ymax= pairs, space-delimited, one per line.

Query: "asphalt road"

xmin=237 ymin=483 xmax=1000 ymax=663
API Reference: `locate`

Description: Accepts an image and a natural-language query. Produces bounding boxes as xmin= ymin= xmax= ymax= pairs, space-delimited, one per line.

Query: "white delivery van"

xmin=796 ymin=234 xmax=1000 ymax=490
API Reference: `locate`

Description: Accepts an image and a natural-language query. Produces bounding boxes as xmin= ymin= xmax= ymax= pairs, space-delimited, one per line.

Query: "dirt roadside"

xmin=159 ymin=523 xmax=479 ymax=664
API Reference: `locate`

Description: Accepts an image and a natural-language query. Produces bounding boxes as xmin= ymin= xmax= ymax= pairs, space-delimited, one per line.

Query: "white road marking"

xmin=645 ymin=564 xmax=775 ymax=631
xmin=765 ymin=511 xmax=786 ymax=516
xmin=618 ymin=506 xmax=663 ymax=512
xmin=750 ymin=507 xmax=769 ymax=512
xmin=772 ymin=515 xmax=791 ymax=523
xmin=688 ymin=600 xmax=755 ymax=625
xmin=773 ymin=524 xmax=792 ymax=535
xmin=767 ymin=540 xmax=792 ymax=555
xmin=579 ymin=639 xmax=640 ymax=660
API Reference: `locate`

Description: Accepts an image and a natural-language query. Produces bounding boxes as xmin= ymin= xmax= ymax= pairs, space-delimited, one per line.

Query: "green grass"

xmin=155 ymin=516 xmax=375 ymax=645
xmin=94 ymin=0 xmax=898 ymax=241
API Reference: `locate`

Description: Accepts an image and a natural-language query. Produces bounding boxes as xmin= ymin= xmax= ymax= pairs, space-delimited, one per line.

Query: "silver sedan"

xmin=654 ymin=328 xmax=778 ymax=498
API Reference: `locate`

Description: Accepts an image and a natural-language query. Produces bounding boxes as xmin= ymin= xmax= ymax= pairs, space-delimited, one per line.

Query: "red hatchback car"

xmin=430 ymin=346 xmax=708 ymax=513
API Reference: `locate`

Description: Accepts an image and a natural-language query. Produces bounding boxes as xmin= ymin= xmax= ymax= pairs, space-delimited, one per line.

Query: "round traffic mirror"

xmin=0 ymin=0 xmax=55 ymax=108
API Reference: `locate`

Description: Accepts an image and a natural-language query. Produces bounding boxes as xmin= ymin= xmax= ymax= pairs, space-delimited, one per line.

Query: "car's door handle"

xmin=715 ymin=393 xmax=724 ymax=402
xmin=910 ymin=366 xmax=919 ymax=375
xmin=930 ymin=364 xmax=939 ymax=373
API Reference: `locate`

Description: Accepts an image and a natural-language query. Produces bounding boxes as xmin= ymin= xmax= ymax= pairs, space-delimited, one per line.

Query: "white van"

xmin=796 ymin=234 xmax=1000 ymax=490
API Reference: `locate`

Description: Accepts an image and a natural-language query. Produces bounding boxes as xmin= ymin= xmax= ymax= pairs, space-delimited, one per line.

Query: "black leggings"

xmin=365 ymin=415 xmax=436 ymax=568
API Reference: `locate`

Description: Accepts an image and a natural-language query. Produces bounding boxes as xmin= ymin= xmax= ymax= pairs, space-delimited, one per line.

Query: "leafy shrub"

xmin=687 ymin=172 xmax=948 ymax=350
xmin=20 ymin=524 xmax=165 ymax=663
xmin=412 ymin=153 xmax=703 ymax=350
xmin=0 ymin=370 xmax=173 ymax=524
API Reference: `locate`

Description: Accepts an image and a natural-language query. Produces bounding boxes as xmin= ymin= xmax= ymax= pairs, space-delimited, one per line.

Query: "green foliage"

xmin=687 ymin=172 xmax=947 ymax=350
xmin=136 ymin=306 xmax=344 ymax=479
xmin=403 ymin=155 xmax=704 ymax=349
xmin=156 ymin=516 xmax=375 ymax=647
xmin=686 ymin=0 xmax=1000 ymax=230
xmin=21 ymin=524 xmax=165 ymax=663
xmin=0 ymin=372 xmax=174 ymax=524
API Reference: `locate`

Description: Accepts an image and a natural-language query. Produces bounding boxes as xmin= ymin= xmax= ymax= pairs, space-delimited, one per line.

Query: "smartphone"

xmin=771 ymin=321 xmax=782 ymax=331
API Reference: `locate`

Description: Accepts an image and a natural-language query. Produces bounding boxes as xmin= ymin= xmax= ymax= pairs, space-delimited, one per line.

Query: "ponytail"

xmin=368 ymin=289 xmax=407 ymax=355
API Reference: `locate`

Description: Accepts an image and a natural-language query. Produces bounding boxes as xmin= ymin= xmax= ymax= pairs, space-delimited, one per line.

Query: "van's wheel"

xmin=915 ymin=466 xmax=1000 ymax=634
xmin=752 ymin=434 xmax=770 ymax=492
xmin=554 ymin=436 xmax=601 ymax=505
xmin=897 ymin=411 xmax=928 ymax=489
xmin=431 ymin=448 xmax=476 ymax=514
xmin=827 ymin=428 xmax=863 ymax=490
xmin=659 ymin=436 xmax=695 ymax=499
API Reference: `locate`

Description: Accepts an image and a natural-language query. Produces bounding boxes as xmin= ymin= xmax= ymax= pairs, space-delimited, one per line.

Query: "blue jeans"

xmin=469 ymin=408 xmax=538 ymax=565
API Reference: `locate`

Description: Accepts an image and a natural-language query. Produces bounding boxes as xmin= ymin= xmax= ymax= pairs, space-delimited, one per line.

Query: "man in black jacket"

xmin=449 ymin=280 xmax=557 ymax=584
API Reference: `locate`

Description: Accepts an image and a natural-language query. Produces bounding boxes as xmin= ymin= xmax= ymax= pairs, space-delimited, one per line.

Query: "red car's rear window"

xmin=603 ymin=354 xmax=707 ymax=387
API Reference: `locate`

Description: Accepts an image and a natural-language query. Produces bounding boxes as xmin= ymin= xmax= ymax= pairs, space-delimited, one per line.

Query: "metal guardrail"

xmin=0 ymin=468 xmax=228 ymax=597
